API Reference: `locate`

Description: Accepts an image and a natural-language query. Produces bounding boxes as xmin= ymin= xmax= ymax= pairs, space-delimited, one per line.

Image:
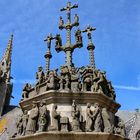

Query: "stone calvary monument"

xmin=11 ymin=2 xmax=129 ymax=140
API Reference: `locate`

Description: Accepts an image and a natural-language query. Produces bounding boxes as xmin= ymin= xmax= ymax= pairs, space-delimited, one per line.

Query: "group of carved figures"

xmin=44 ymin=25 xmax=83 ymax=53
xmin=15 ymin=100 xmax=125 ymax=137
xmin=22 ymin=66 xmax=116 ymax=101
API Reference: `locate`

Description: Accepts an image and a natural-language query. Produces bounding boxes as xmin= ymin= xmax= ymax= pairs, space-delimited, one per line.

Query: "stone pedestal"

xmin=20 ymin=90 xmax=120 ymax=113
xmin=20 ymin=91 xmax=120 ymax=126
xmin=10 ymin=132 xmax=129 ymax=140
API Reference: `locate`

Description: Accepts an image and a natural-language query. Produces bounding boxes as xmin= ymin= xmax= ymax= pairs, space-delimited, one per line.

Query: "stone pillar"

xmin=44 ymin=51 xmax=52 ymax=75
xmin=87 ymin=43 xmax=95 ymax=69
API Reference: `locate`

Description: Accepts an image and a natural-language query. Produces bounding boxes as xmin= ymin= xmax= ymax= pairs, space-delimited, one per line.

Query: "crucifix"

xmin=82 ymin=25 xmax=96 ymax=44
xmin=55 ymin=2 xmax=82 ymax=71
xmin=44 ymin=33 xmax=55 ymax=75
xmin=82 ymin=25 xmax=96 ymax=69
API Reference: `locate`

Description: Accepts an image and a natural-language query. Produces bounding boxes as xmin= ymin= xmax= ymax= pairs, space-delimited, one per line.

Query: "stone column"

xmin=87 ymin=43 xmax=95 ymax=69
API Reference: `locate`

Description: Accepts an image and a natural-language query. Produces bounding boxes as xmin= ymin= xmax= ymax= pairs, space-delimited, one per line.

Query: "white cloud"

xmin=114 ymin=85 xmax=140 ymax=91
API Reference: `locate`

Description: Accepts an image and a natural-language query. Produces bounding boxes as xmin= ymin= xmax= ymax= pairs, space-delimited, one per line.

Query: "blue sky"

xmin=0 ymin=0 xmax=140 ymax=111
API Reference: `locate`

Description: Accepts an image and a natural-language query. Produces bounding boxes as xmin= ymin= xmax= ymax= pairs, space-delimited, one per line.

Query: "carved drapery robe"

xmin=101 ymin=108 xmax=112 ymax=133
xmin=86 ymin=108 xmax=93 ymax=131
xmin=38 ymin=105 xmax=47 ymax=132
xmin=26 ymin=107 xmax=39 ymax=134
xmin=71 ymin=106 xmax=81 ymax=131
xmin=51 ymin=109 xmax=60 ymax=130
xmin=22 ymin=114 xmax=28 ymax=135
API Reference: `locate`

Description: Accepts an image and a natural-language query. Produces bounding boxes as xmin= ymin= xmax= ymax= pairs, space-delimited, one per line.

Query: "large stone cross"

xmin=55 ymin=2 xmax=82 ymax=71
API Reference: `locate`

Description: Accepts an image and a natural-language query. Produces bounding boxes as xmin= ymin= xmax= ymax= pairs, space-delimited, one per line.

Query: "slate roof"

xmin=0 ymin=107 xmax=22 ymax=140
xmin=117 ymin=110 xmax=140 ymax=140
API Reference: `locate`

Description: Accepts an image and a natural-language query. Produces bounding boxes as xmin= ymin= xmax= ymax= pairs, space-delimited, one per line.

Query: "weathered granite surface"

xmin=0 ymin=108 xmax=134 ymax=140
xmin=20 ymin=90 xmax=120 ymax=114
xmin=10 ymin=132 xmax=129 ymax=140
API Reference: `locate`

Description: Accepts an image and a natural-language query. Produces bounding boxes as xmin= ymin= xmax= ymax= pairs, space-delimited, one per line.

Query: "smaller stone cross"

xmin=44 ymin=34 xmax=55 ymax=75
xmin=82 ymin=25 xmax=96 ymax=44
xmin=82 ymin=25 xmax=96 ymax=69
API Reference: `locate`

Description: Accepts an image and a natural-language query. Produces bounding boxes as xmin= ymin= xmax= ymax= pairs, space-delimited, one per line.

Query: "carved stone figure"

xmin=46 ymin=70 xmax=59 ymax=91
xmin=64 ymin=74 xmax=70 ymax=90
xmin=22 ymin=83 xmax=31 ymax=100
xmin=91 ymin=69 xmax=100 ymax=92
xmin=75 ymin=28 xmax=82 ymax=44
xmin=91 ymin=81 xmax=98 ymax=92
xmin=59 ymin=66 xmax=70 ymax=90
xmin=74 ymin=14 xmax=79 ymax=25
xmin=35 ymin=66 xmax=45 ymax=94
xmin=26 ymin=102 xmax=39 ymax=135
xmin=51 ymin=104 xmax=60 ymax=131
xmin=60 ymin=65 xmax=68 ymax=74
xmin=54 ymin=68 xmax=58 ymax=77
xmin=59 ymin=75 xmax=65 ymax=90
xmin=22 ymin=110 xmax=28 ymax=136
xmin=71 ymin=67 xmax=80 ymax=92
xmin=16 ymin=115 xmax=23 ymax=136
xmin=101 ymin=108 xmax=112 ymax=133
xmin=107 ymin=81 xmax=116 ymax=100
xmin=38 ymin=100 xmax=48 ymax=132
xmin=114 ymin=116 xmax=125 ymax=137
xmin=59 ymin=16 xmax=64 ymax=29
xmin=71 ymin=100 xmax=82 ymax=132
xmin=44 ymin=33 xmax=54 ymax=49
xmin=82 ymin=75 xmax=92 ymax=91
xmin=36 ymin=66 xmax=45 ymax=85
xmin=86 ymin=103 xmax=93 ymax=132
xmin=55 ymin=34 xmax=62 ymax=47
xmin=93 ymin=103 xmax=102 ymax=132
xmin=95 ymin=71 xmax=108 ymax=94
xmin=82 ymin=25 xmax=96 ymax=40
xmin=80 ymin=66 xmax=95 ymax=91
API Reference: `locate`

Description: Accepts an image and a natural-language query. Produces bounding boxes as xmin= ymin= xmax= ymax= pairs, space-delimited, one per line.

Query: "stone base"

xmin=10 ymin=132 xmax=129 ymax=140
xmin=19 ymin=91 xmax=120 ymax=127
xmin=20 ymin=90 xmax=120 ymax=114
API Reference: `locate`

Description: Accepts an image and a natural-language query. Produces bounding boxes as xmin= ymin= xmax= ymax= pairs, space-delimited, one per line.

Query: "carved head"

xmin=24 ymin=110 xmax=28 ymax=115
xmin=49 ymin=33 xmax=52 ymax=38
xmin=40 ymin=100 xmax=46 ymax=107
xmin=72 ymin=100 xmax=78 ymax=110
xmin=102 ymin=108 xmax=107 ymax=112
xmin=87 ymin=103 xmax=91 ymax=108
xmin=67 ymin=1 xmax=71 ymax=7
xmin=32 ymin=101 xmax=38 ymax=108
xmin=53 ymin=104 xmax=58 ymax=110
xmin=71 ymin=67 xmax=76 ymax=74
xmin=38 ymin=66 xmax=43 ymax=72
xmin=94 ymin=102 xmax=99 ymax=108
xmin=49 ymin=70 xmax=54 ymax=78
